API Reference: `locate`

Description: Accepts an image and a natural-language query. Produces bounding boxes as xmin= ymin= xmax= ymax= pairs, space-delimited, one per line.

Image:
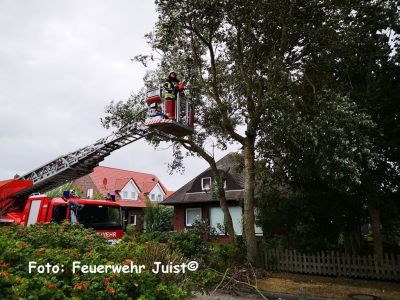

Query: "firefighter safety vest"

xmin=164 ymin=81 xmax=176 ymax=99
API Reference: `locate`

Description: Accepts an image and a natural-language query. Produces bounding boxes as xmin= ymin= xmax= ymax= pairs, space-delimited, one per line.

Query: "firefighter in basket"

xmin=164 ymin=71 xmax=185 ymax=120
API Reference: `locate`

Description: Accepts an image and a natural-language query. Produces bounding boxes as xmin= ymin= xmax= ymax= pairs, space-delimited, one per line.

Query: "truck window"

xmin=52 ymin=205 xmax=67 ymax=223
xmin=74 ymin=205 xmax=121 ymax=229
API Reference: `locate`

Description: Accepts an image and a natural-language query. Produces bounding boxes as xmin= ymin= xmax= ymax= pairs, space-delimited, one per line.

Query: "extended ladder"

xmin=14 ymin=122 xmax=150 ymax=198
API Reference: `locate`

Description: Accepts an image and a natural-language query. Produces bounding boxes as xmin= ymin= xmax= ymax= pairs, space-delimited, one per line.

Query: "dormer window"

xmin=120 ymin=179 xmax=139 ymax=200
xmin=149 ymin=183 xmax=166 ymax=201
xmin=201 ymin=177 xmax=212 ymax=190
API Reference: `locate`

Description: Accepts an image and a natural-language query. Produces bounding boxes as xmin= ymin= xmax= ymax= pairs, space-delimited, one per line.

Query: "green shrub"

xmin=206 ymin=243 xmax=246 ymax=271
xmin=134 ymin=230 xmax=209 ymax=260
xmin=0 ymin=222 xmax=194 ymax=300
xmin=143 ymin=201 xmax=173 ymax=232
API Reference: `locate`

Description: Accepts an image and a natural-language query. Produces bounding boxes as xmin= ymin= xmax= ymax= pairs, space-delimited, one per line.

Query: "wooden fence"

xmin=263 ymin=249 xmax=400 ymax=281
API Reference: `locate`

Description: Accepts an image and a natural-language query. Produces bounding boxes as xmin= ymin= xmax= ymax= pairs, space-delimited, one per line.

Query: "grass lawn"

xmin=257 ymin=272 xmax=400 ymax=300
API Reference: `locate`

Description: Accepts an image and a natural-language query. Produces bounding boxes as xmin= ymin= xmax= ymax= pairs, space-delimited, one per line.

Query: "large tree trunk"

xmin=368 ymin=203 xmax=383 ymax=259
xmin=343 ymin=222 xmax=361 ymax=254
xmin=243 ymin=138 xmax=258 ymax=264
xmin=213 ymin=170 xmax=236 ymax=241
xmin=218 ymin=195 xmax=236 ymax=241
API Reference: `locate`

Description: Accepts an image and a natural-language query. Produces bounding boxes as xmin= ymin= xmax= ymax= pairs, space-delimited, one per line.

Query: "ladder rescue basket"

xmin=144 ymin=83 xmax=194 ymax=137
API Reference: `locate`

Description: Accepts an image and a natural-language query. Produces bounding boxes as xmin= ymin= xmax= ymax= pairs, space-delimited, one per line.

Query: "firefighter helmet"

xmin=168 ymin=71 xmax=177 ymax=79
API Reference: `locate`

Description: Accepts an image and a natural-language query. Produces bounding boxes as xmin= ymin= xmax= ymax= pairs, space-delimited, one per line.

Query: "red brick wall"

xmin=72 ymin=175 xmax=100 ymax=198
xmin=125 ymin=208 xmax=144 ymax=231
xmin=174 ymin=206 xmax=185 ymax=231
xmin=172 ymin=204 xmax=233 ymax=244
xmin=174 ymin=205 xmax=213 ymax=231
xmin=210 ymin=235 xmax=233 ymax=243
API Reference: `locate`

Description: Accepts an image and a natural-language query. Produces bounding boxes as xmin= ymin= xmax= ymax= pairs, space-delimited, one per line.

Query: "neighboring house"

xmin=73 ymin=166 xmax=172 ymax=231
xmin=162 ymin=153 xmax=262 ymax=242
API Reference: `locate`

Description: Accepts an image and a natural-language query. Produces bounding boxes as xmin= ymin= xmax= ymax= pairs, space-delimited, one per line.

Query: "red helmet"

xmin=168 ymin=71 xmax=177 ymax=78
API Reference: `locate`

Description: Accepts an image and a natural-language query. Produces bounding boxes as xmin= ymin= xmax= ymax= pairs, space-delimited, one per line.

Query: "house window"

xmin=130 ymin=192 xmax=137 ymax=200
xmin=86 ymin=188 xmax=93 ymax=199
xmin=122 ymin=191 xmax=128 ymax=199
xmin=210 ymin=206 xmax=243 ymax=235
xmin=201 ymin=177 xmax=211 ymax=190
xmin=186 ymin=208 xmax=202 ymax=226
xmin=157 ymin=194 xmax=162 ymax=201
xmin=130 ymin=214 xmax=137 ymax=225
xmin=150 ymin=193 xmax=156 ymax=201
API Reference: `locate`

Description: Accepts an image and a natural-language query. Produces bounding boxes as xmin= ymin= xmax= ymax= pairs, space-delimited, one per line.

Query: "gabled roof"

xmin=114 ymin=178 xmax=132 ymax=191
xmin=89 ymin=166 xmax=169 ymax=196
xmin=162 ymin=153 xmax=244 ymax=205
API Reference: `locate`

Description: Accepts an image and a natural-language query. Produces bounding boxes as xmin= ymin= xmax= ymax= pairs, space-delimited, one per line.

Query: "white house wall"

xmin=120 ymin=179 xmax=140 ymax=200
xmin=149 ymin=183 xmax=165 ymax=201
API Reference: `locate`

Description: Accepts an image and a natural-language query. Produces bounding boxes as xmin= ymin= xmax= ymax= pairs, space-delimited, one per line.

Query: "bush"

xmin=134 ymin=230 xmax=209 ymax=260
xmin=0 ymin=222 xmax=195 ymax=300
xmin=143 ymin=201 xmax=174 ymax=232
xmin=206 ymin=242 xmax=246 ymax=271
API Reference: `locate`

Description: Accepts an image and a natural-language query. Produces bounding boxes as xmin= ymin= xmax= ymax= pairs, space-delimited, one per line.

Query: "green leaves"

xmin=0 ymin=223 xmax=197 ymax=299
xmin=143 ymin=201 xmax=174 ymax=232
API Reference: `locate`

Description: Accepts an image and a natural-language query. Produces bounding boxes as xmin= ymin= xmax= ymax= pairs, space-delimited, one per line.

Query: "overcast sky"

xmin=0 ymin=0 xmax=239 ymax=191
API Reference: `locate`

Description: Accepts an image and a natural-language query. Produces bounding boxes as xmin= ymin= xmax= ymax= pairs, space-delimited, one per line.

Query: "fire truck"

xmin=0 ymin=82 xmax=194 ymax=241
xmin=0 ymin=122 xmax=150 ymax=241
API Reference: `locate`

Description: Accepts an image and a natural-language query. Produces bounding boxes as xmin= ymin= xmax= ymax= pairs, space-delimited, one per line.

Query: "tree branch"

xmin=187 ymin=23 xmax=245 ymax=145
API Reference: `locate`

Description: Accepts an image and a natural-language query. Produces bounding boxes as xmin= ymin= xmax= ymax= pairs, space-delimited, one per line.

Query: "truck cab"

xmin=0 ymin=180 xmax=123 ymax=242
xmin=22 ymin=196 xmax=123 ymax=242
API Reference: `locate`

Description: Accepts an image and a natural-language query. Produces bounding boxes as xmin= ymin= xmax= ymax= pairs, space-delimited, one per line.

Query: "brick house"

xmin=162 ymin=153 xmax=262 ymax=241
xmin=73 ymin=166 xmax=172 ymax=231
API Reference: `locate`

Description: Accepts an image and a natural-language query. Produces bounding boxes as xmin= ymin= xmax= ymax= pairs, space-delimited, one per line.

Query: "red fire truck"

xmin=0 ymin=122 xmax=151 ymax=241
xmin=0 ymin=179 xmax=123 ymax=241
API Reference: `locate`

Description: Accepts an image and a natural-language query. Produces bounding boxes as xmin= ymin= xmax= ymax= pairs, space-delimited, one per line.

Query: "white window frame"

xmin=157 ymin=194 xmax=162 ymax=201
xmin=186 ymin=208 xmax=202 ymax=226
xmin=130 ymin=214 xmax=137 ymax=225
xmin=150 ymin=193 xmax=156 ymax=201
xmin=122 ymin=191 xmax=128 ymax=199
xmin=209 ymin=206 xmax=243 ymax=236
xmin=201 ymin=177 xmax=212 ymax=190
xmin=86 ymin=188 xmax=93 ymax=199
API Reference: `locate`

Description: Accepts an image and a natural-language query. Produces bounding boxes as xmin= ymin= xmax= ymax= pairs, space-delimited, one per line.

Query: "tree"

xmin=104 ymin=0 xmax=399 ymax=261
xmin=146 ymin=0 xmax=291 ymax=264
xmin=103 ymin=96 xmax=238 ymax=241
xmin=256 ymin=0 xmax=400 ymax=257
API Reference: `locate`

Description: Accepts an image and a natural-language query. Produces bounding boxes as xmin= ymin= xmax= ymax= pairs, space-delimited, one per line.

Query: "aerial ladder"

xmin=13 ymin=121 xmax=150 ymax=198
xmin=0 ymin=77 xmax=195 ymax=232
xmin=9 ymin=75 xmax=195 ymax=197
xmin=0 ymin=119 xmax=152 ymax=239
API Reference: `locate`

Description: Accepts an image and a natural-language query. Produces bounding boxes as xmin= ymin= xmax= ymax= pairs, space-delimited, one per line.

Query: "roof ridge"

xmin=96 ymin=165 xmax=158 ymax=177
